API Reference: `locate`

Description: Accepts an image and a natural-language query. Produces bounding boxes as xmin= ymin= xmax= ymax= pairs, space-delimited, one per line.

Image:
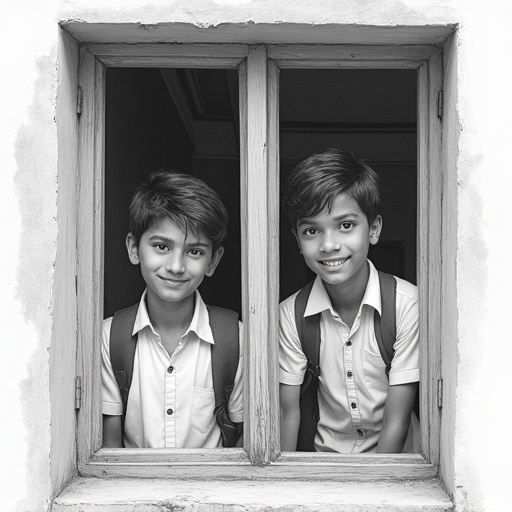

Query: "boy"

xmin=279 ymin=148 xmax=419 ymax=453
xmin=102 ymin=170 xmax=243 ymax=448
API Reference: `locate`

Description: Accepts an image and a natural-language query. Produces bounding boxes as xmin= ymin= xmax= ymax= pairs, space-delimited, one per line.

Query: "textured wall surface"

xmin=1 ymin=0 xmax=511 ymax=510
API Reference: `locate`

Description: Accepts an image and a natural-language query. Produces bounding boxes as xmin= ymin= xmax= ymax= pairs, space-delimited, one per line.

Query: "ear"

xmin=126 ymin=233 xmax=140 ymax=265
xmin=369 ymin=216 xmax=383 ymax=246
xmin=206 ymin=246 xmax=224 ymax=277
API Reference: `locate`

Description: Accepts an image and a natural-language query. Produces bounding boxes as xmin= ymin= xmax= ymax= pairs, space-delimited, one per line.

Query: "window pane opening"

xmin=103 ymin=67 xmax=242 ymax=449
xmin=104 ymin=67 xmax=241 ymax=317
xmin=278 ymin=69 xmax=420 ymax=454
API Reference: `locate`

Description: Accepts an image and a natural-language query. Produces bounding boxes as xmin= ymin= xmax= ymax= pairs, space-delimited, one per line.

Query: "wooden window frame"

xmin=75 ymin=41 xmax=443 ymax=480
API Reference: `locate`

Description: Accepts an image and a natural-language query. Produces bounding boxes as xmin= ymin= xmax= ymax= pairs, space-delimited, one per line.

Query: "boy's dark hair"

xmin=129 ymin=169 xmax=228 ymax=252
xmin=284 ymin=148 xmax=381 ymax=229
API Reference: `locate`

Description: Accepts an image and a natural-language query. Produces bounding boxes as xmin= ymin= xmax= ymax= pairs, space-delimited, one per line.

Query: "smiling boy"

xmin=102 ymin=170 xmax=243 ymax=448
xmin=279 ymin=148 xmax=419 ymax=453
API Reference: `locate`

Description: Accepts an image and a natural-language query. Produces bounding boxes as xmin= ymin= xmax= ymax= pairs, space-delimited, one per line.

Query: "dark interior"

xmin=104 ymin=67 xmax=416 ymax=318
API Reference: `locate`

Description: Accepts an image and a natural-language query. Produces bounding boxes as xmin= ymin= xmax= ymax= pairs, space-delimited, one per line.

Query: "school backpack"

xmin=109 ymin=303 xmax=243 ymax=447
xmin=294 ymin=271 xmax=397 ymax=451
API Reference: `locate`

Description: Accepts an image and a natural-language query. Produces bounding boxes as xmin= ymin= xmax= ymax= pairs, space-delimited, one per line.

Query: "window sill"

xmin=52 ymin=476 xmax=453 ymax=511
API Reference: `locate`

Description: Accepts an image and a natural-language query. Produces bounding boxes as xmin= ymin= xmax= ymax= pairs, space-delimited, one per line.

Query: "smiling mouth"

xmin=159 ymin=276 xmax=188 ymax=284
xmin=320 ymin=257 xmax=350 ymax=267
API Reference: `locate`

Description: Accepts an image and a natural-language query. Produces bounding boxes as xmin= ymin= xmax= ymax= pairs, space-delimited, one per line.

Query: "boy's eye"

xmin=188 ymin=249 xmax=204 ymax=257
xmin=154 ymin=244 xmax=169 ymax=251
xmin=303 ymin=227 xmax=318 ymax=236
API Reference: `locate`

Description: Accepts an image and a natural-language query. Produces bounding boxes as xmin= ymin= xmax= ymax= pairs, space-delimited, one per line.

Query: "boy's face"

xmin=126 ymin=216 xmax=223 ymax=307
xmin=295 ymin=193 xmax=381 ymax=290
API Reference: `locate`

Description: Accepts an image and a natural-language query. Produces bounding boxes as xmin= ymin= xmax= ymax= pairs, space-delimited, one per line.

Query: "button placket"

xmin=164 ymin=354 xmax=177 ymax=447
xmin=344 ymin=339 xmax=363 ymax=433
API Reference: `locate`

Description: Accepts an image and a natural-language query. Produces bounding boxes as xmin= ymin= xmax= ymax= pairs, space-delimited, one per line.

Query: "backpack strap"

xmin=207 ymin=305 xmax=242 ymax=447
xmin=374 ymin=271 xmax=397 ymax=376
xmin=110 ymin=303 xmax=139 ymax=436
xmin=207 ymin=305 xmax=240 ymax=408
xmin=294 ymin=280 xmax=321 ymax=452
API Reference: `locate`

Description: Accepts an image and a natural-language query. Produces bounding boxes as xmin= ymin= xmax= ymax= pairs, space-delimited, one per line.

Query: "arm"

xmin=279 ymin=383 xmax=301 ymax=451
xmin=377 ymin=381 xmax=418 ymax=453
xmin=102 ymin=414 xmax=123 ymax=447
xmin=101 ymin=318 xmax=125 ymax=447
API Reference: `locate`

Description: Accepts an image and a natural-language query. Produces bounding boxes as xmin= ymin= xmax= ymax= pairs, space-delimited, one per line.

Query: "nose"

xmin=165 ymin=251 xmax=185 ymax=274
xmin=320 ymin=231 xmax=341 ymax=253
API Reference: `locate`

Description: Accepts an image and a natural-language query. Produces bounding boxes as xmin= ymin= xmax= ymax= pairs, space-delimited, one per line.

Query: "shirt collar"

xmin=133 ymin=289 xmax=215 ymax=344
xmin=303 ymin=259 xmax=382 ymax=317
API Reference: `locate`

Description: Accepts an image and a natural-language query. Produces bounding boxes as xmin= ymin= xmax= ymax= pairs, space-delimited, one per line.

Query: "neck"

xmin=323 ymin=261 xmax=370 ymax=313
xmin=145 ymin=291 xmax=195 ymax=333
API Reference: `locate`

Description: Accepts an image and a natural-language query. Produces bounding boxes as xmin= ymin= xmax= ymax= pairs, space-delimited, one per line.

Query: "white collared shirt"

xmin=279 ymin=260 xmax=419 ymax=453
xmin=102 ymin=290 xmax=244 ymax=448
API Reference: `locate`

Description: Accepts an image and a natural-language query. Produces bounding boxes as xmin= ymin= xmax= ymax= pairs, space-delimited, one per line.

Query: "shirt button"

xmin=167 ymin=408 xmax=173 ymax=415
xmin=347 ymin=340 xmax=352 ymax=347
xmin=351 ymin=402 xmax=357 ymax=409
xmin=167 ymin=366 xmax=174 ymax=373
xmin=347 ymin=371 xmax=353 ymax=378
xmin=357 ymin=429 xmax=364 ymax=436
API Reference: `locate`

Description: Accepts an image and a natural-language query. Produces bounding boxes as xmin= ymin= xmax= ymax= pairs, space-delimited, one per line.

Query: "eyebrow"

xmin=298 ymin=212 xmax=360 ymax=226
xmin=147 ymin=235 xmax=211 ymax=248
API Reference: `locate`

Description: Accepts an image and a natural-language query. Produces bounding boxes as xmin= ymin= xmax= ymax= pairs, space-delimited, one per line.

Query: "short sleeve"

xmin=101 ymin=317 xmax=124 ymax=415
xmin=227 ymin=321 xmax=244 ymax=423
xmin=279 ymin=294 xmax=308 ymax=386
xmin=388 ymin=282 xmax=420 ymax=386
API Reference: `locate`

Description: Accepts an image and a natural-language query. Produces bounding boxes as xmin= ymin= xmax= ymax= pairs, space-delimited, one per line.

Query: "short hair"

xmin=129 ymin=169 xmax=228 ymax=252
xmin=284 ymin=148 xmax=381 ymax=229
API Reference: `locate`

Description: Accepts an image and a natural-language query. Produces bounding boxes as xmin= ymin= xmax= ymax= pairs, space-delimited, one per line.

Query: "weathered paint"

xmin=1 ymin=0 xmax=512 ymax=510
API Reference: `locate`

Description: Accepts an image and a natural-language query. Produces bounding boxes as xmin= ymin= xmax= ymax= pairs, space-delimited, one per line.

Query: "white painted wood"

xmin=269 ymin=44 xmax=438 ymax=67
xmin=267 ymin=58 xmax=281 ymax=461
xmin=96 ymin=56 xmax=246 ymax=68
xmin=79 ymin=461 xmax=438 ymax=480
xmin=242 ymin=45 xmax=279 ymax=465
xmin=74 ymin=41 xmax=443 ymax=481
xmin=62 ymin=22 xmax=454 ymax=46
xmin=426 ymin=50 xmax=443 ymax=467
xmin=76 ymin=46 xmax=106 ymax=463
xmin=417 ymin=61 xmax=430 ymax=460
xmin=88 ymin=43 xmax=249 ymax=58
xmin=417 ymin=50 xmax=443 ymax=465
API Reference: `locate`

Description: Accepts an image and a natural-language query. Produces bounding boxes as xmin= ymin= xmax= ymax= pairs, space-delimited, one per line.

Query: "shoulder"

xmin=279 ymin=289 xmax=301 ymax=315
xmin=393 ymin=276 xmax=418 ymax=302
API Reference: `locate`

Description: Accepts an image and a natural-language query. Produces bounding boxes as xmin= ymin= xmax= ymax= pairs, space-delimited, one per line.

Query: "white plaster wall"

xmin=1 ymin=0 xmax=511 ymax=511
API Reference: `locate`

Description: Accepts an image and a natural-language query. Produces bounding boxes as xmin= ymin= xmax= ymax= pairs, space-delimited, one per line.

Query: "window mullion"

xmin=241 ymin=46 xmax=279 ymax=465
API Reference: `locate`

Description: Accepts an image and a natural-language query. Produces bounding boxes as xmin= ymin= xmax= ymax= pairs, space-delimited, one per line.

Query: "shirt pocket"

xmin=191 ymin=386 xmax=216 ymax=434
xmin=362 ymin=349 xmax=389 ymax=393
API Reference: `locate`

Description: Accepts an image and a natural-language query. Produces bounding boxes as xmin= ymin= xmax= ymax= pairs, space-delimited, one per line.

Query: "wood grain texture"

xmin=425 ymin=49 xmax=443 ymax=468
xmin=76 ymin=47 xmax=106 ymax=464
xmin=417 ymin=50 xmax=443 ymax=466
xmin=243 ymin=45 xmax=278 ymax=465
xmin=78 ymin=461 xmax=437 ymax=480
xmin=268 ymin=44 xmax=437 ymax=68
xmin=88 ymin=43 xmax=249 ymax=58
xmin=266 ymin=58 xmax=281 ymax=461
xmin=74 ymin=42 xmax=443 ymax=480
